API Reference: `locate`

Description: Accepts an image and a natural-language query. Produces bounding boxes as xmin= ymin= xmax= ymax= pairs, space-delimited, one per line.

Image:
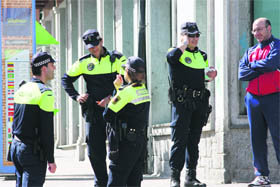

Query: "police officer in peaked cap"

xmin=10 ymin=51 xmax=57 ymax=187
xmin=61 ymin=29 xmax=127 ymax=186
xmin=166 ymin=22 xmax=217 ymax=187
xmin=103 ymin=56 xmax=150 ymax=187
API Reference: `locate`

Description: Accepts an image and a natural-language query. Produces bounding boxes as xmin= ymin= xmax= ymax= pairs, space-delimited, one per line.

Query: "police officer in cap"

xmin=103 ymin=56 xmax=150 ymax=187
xmin=61 ymin=29 xmax=127 ymax=186
xmin=10 ymin=52 xmax=57 ymax=187
xmin=166 ymin=22 xmax=217 ymax=187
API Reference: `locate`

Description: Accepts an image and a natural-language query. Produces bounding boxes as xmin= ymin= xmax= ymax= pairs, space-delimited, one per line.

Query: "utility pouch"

xmin=81 ymin=97 xmax=95 ymax=124
xmin=202 ymin=105 xmax=212 ymax=126
xmin=126 ymin=129 xmax=137 ymax=142
xmin=108 ymin=150 xmax=119 ymax=161
xmin=106 ymin=123 xmax=120 ymax=161
xmin=7 ymin=143 xmax=12 ymax=161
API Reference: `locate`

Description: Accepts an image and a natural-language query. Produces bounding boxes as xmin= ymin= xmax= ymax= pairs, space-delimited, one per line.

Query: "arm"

xmin=39 ymin=110 xmax=55 ymax=164
xmin=249 ymin=45 xmax=280 ymax=73
xmin=103 ymin=90 xmax=129 ymax=123
xmin=61 ymin=74 xmax=80 ymax=101
xmin=166 ymin=48 xmax=183 ymax=65
xmin=38 ymin=90 xmax=55 ymax=164
xmin=167 ymin=35 xmax=188 ymax=65
xmin=61 ymin=60 xmax=83 ymax=101
xmin=238 ymin=50 xmax=262 ymax=81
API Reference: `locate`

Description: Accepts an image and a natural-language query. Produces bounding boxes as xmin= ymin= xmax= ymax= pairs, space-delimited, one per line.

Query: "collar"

xmin=185 ymin=47 xmax=199 ymax=53
xmin=259 ymin=35 xmax=274 ymax=49
xmin=31 ymin=77 xmax=45 ymax=84
xmin=91 ymin=47 xmax=109 ymax=59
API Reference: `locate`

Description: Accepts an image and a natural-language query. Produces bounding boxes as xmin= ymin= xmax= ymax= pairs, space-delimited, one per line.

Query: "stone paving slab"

xmin=1 ymin=149 xmax=279 ymax=187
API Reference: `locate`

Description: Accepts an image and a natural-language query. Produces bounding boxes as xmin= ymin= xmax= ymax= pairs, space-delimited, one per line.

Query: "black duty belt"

xmin=175 ymin=85 xmax=206 ymax=102
xmin=13 ymin=135 xmax=35 ymax=144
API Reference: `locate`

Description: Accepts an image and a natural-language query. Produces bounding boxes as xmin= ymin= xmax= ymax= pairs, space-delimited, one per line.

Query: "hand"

xmin=183 ymin=38 xmax=188 ymax=46
xmin=76 ymin=93 xmax=89 ymax=103
xmin=179 ymin=35 xmax=188 ymax=52
xmin=48 ymin=163 xmax=57 ymax=173
xmin=206 ymin=66 xmax=217 ymax=81
xmin=96 ymin=95 xmax=112 ymax=108
xmin=114 ymin=74 xmax=123 ymax=89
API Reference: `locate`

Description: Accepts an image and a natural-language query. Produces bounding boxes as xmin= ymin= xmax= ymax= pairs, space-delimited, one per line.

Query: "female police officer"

xmin=103 ymin=56 xmax=150 ymax=187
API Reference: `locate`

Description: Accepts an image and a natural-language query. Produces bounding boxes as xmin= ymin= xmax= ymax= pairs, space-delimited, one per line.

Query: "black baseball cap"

xmin=31 ymin=52 xmax=55 ymax=68
xmin=82 ymin=29 xmax=102 ymax=49
xmin=181 ymin=22 xmax=201 ymax=35
xmin=122 ymin=56 xmax=146 ymax=73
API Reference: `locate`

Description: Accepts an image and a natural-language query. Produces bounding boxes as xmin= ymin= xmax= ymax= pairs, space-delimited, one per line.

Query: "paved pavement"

xmin=1 ymin=148 xmax=279 ymax=187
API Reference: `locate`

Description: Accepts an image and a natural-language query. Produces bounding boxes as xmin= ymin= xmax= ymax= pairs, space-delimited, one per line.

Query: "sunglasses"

xmin=187 ymin=33 xmax=200 ymax=38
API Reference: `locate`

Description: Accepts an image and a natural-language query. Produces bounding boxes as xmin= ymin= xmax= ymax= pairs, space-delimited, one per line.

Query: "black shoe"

xmin=184 ymin=178 xmax=206 ymax=187
xmin=170 ymin=168 xmax=181 ymax=187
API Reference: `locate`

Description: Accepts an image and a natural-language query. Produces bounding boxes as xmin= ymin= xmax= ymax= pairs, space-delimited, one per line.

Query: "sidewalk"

xmin=1 ymin=149 xmax=279 ymax=187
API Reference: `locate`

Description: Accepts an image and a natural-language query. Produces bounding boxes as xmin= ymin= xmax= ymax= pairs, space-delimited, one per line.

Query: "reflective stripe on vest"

xmin=67 ymin=54 xmax=126 ymax=77
xmin=108 ymin=84 xmax=150 ymax=113
xmin=14 ymin=82 xmax=55 ymax=112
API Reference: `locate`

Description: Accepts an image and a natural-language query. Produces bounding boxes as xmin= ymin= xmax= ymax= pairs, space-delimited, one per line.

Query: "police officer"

xmin=10 ymin=52 xmax=57 ymax=187
xmin=103 ymin=56 xmax=150 ymax=187
xmin=61 ymin=29 xmax=127 ymax=186
xmin=166 ymin=22 xmax=217 ymax=187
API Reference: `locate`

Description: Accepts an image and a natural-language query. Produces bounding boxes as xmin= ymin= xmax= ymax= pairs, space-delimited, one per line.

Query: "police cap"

xmin=181 ymin=22 xmax=201 ymax=35
xmin=82 ymin=29 xmax=102 ymax=49
xmin=31 ymin=52 xmax=55 ymax=68
xmin=122 ymin=56 xmax=146 ymax=73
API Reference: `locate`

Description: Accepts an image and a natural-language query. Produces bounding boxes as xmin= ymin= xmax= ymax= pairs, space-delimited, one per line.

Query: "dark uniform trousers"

xmin=169 ymin=97 xmax=209 ymax=171
xmin=10 ymin=139 xmax=47 ymax=187
xmin=85 ymin=108 xmax=108 ymax=186
xmin=107 ymin=135 xmax=146 ymax=187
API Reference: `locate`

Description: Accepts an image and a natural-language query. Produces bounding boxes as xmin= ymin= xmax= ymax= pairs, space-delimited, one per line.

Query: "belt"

xmin=13 ymin=135 xmax=34 ymax=144
xmin=175 ymin=86 xmax=206 ymax=102
xmin=127 ymin=128 xmax=145 ymax=135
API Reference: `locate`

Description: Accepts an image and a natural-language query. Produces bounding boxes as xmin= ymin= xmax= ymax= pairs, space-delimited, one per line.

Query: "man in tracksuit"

xmin=239 ymin=17 xmax=280 ymax=187
xmin=61 ymin=29 xmax=126 ymax=187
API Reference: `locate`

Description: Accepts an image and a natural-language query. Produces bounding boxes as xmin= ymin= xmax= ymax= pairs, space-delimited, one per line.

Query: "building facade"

xmin=37 ymin=0 xmax=280 ymax=184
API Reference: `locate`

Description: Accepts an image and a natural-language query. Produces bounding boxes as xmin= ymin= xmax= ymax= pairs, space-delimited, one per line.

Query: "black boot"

xmin=170 ymin=168 xmax=181 ymax=187
xmin=184 ymin=169 xmax=206 ymax=187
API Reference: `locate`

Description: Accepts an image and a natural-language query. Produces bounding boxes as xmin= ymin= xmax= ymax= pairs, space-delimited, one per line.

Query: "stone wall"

xmin=151 ymin=124 xmax=280 ymax=184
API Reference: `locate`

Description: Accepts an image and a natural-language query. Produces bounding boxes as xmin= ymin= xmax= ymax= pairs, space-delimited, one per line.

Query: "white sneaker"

xmin=248 ymin=176 xmax=271 ymax=187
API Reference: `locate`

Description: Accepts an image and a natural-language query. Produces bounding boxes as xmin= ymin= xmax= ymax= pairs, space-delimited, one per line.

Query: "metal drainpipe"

xmin=137 ymin=0 xmax=150 ymax=174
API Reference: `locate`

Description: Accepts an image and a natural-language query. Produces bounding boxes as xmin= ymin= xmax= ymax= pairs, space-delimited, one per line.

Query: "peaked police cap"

xmin=82 ymin=29 xmax=102 ymax=49
xmin=122 ymin=56 xmax=146 ymax=73
xmin=181 ymin=22 xmax=201 ymax=35
xmin=31 ymin=52 xmax=55 ymax=68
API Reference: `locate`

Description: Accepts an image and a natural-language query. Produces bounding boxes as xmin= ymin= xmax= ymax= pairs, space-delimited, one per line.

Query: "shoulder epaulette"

xmin=37 ymin=82 xmax=52 ymax=93
xmin=111 ymin=50 xmax=123 ymax=59
xmin=79 ymin=54 xmax=91 ymax=62
xmin=167 ymin=47 xmax=176 ymax=52
xmin=119 ymin=84 xmax=130 ymax=91
xmin=199 ymin=50 xmax=207 ymax=61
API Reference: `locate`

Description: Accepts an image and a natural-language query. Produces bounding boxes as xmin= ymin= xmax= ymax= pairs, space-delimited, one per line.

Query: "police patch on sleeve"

xmin=112 ymin=96 xmax=121 ymax=104
xmin=185 ymin=57 xmax=192 ymax=64
xmin=87 ymin=63 xmax=95 ymax=71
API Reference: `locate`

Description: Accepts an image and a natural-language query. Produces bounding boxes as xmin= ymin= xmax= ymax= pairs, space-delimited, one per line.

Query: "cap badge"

xmin=185 ymin=57 xmax=192 ymax=64
xmin=87 ymin=63 xmax=95 ymax=71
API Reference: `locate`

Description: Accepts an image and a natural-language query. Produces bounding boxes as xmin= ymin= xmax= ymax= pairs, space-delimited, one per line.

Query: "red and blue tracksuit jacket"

xmin=239 ymin=36 xmax=280 ymax=95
